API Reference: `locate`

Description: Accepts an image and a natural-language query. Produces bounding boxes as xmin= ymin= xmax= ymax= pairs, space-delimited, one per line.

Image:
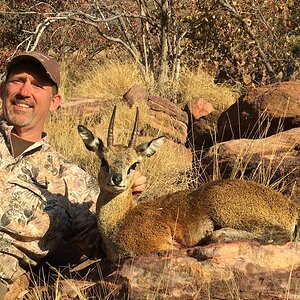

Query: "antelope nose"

xmin=112 ymin=174 xmax=122 ymax=186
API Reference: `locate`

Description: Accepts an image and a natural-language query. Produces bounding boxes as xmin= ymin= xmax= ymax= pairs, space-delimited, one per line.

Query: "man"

xmin=0 ymin=51 xmax=146 ymax=298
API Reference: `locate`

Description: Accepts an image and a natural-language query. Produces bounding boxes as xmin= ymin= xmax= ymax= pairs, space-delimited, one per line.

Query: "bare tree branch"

xmin=3 ymin=1 xmax=191 ymax=97
xmin=219 ymin=0 xmax=276 ymax=81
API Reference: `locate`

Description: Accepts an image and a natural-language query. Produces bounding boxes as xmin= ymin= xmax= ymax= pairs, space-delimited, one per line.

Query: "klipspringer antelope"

xmin=78 ymin=106 xmax=300 ymax=263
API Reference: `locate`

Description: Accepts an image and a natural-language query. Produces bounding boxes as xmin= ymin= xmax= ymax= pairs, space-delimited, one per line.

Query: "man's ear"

xmin=49 ymin=94 xmax=62 ymax=112
xmin=0 ymin=81 xmax=5 ymax=100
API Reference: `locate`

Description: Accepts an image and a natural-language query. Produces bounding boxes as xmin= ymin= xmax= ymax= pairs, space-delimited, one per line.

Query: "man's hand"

xmin=132 ymin=171 xmax=147 ymax=196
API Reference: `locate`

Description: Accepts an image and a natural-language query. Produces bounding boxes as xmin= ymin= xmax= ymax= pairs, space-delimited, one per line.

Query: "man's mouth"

xmin=12 ymin=101 xmax=33 ymax=109
xmin=16 ymin=103 xmax=30 ymax=108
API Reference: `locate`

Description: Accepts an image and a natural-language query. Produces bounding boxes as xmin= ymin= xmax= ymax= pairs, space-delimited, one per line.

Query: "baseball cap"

xmin=6 ymin=51 xmax=60 ymax=88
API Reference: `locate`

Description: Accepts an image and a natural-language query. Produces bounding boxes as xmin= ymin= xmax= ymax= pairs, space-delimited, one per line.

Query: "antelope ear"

xmin=77 ymin=125 xmax=104 ymax=154
xmin=136 ymin=136 xmax=166 ymax=160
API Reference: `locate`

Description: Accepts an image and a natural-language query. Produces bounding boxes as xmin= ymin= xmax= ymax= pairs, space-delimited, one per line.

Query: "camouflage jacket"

xmin=0 ymin=117 xmax=101 ymax=284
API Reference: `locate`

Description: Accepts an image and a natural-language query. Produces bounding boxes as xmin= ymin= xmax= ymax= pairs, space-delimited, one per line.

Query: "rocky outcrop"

xmin=197 ymin=128 xmax=300 ymax=201
xmin=144 ymin=95 xmax=188 ymax=144
xmin=123 ymin=87 xmax=189 ymax=144
xmin=112 ymin=241 xmax=300 ymax=299
xmin=217 ymin=81 xmax=300 ymax=142
xmin=31 ymin=241 xmax=300 ymax=299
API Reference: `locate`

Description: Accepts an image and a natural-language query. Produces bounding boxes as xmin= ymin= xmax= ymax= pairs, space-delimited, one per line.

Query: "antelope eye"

xmin=101 ymin=159 xmax=109 ymax=171
xmin=127 ymin=162 xmax=138 ymax=174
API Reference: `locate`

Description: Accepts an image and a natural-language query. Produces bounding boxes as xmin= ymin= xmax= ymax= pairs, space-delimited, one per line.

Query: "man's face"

xmin=1 ymin=63 xmax=61 ymax=135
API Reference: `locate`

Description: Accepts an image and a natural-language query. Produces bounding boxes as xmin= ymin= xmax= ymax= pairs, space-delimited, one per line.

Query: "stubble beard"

xmin=5 ymin=106 xmax=34 ymax=127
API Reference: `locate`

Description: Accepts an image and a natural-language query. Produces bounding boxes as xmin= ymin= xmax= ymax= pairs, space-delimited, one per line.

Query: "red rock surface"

xmin=217 ymin=81 xmax=300 ymax=141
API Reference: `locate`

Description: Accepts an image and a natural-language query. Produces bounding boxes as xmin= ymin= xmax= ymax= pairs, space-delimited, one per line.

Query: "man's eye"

xmin=10 ymin=79 xmax=22 ymax=84
xmin=32 ymin=82 xmax=44 ymax=89
xmin=101 ymin=159 xmax=109 ymax=171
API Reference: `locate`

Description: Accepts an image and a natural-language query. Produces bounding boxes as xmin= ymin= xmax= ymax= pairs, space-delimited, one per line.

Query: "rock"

xmin=28 ymin=241 xmax=300 ymax=299
xmin=185 ymin=97 xmax=215 ymax=120
xmin=110 ymin=241 xmax=300 ymax=299
xmin=148 ymin=95 xmax=188 ymax=124
xmin=59 ymin=97 xmax=111 ymax=118
xmin=185 ymin=110 xmax=221 ymax=151
xmin=143 ymin=110 xmax=188 ymax=144
xmin=198 ymin=128 xmax=300 ymax=201
xmin=217 ymin=81 xmax=300 ymax=142
xmin=5 ymin=273 xmax=30 ymax=300
xmin=122 ymin=86 xmax=189 ymax=126
xmin=122 ymin=85 xmax=149 ymax=107
xmin=136 ymin=95 xmax=189 ymax=144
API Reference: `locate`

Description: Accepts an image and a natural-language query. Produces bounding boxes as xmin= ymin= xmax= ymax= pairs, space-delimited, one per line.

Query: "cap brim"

xmin=6 ymin=53 xmax=60 ymax=87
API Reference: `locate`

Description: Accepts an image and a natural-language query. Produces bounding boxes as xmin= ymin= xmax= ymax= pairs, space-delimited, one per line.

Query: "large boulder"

xmin=114 ymin=241 xmax=300 ymax=299
xmin=123 ymin=86 xmax=189 ymax=144
xmin=217 ymin=81 xmax=300 ymax=142
xmin=145 ymin=95 xmax=188 ymax=144
xmin=198 ymin=128 xmax=300 ymax=201
xmin=24 ymin=241 xmax=300 ymax=299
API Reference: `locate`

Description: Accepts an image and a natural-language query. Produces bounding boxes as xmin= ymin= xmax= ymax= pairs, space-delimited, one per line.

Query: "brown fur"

xmin=96 ymin=179 xmax=299 ymax=262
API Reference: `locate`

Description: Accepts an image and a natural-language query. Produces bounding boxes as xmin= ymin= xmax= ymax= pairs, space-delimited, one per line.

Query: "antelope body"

xmin=78 ymin=107 xmax=300 ymax=263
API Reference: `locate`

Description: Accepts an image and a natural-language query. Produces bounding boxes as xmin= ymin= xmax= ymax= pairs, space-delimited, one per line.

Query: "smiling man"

xmin=3 ymin=52 xmax=61 ymax=142
xmin=0 ymin=51 xmax=146 ymax=299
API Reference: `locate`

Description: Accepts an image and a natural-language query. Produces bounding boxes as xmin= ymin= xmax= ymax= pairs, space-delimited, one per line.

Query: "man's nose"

xmin=19 ymin=81 xmax=32 ymax=97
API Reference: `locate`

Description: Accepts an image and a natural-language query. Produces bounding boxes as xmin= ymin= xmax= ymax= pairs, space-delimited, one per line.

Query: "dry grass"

xmin=59 ymin=55 xmax=238 ymax=113
xmin=66 ymin=59 xmax=146 ymax=101
xmin=23 ymin=262 xmax=121 ymax=300
xmin=178 ymin=68 xmax=239 ymax=110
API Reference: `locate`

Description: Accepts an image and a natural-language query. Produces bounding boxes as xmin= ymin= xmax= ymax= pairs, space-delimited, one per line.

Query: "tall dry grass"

xmin=61 ymin=57 xmax=145 ymax=101
xmin=60 ymin=55 xmax=238 ymax=111
xmin=179 ymin=68 xmax=239 ymax=110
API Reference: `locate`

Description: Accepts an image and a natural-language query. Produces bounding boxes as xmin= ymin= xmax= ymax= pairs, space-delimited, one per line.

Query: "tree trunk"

xmin=157 ymin=0 xmax=169 ymax=93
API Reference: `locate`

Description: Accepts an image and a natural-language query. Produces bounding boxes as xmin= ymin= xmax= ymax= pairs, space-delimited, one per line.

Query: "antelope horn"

xmin=107 ymin=106 xmax=117 ymax=147
xmin=128 ymin=107 xmax=139 ymax=148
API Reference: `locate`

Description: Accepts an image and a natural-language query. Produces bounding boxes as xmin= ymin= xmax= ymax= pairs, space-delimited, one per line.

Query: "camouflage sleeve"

xmin=0 ymin=177 xmax=52 ymax=284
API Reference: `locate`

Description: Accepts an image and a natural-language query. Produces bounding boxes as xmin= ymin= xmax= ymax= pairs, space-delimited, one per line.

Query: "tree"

xmin=186 ymin=0 xmax=300 ymax=87
xmin=1 ymin=0 xmax=299 ymax=94
xmin=0 ymin=0 xmax=193 ymax=100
